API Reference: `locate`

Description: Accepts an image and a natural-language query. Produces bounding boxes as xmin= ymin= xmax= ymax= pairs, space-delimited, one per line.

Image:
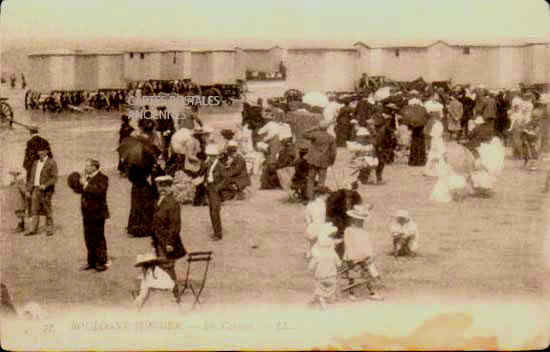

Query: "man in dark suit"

xmin=23 ymin=127 xmax=52 ymax=183
xmin=303 ymin=120 xmax=337 ymax=200
xmin=151 ymin=176 xmax=187 ymax=285
xmin=204 ymin=144 xmax=226 ymax=241
xmin=25 ymin=148 xmax=58 ymax=237
xmin=374 ymin=114 xmax=394 ymax=185
xmin=220 ymin=141 xmax=251 ymax=201
xmin=23 ymin=127 xmax=52 ymax=214
xmin=73 ymin=159 xmax=110 ymax=272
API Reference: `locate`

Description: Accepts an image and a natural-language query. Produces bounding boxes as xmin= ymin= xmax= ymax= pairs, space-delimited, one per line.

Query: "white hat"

xmin=134 ymin=253 xmax=169 ymax=267
xmin=539 ymin=93 xmax=550 ymax=105
xmin=356 ymin=127 xmax=370 ymax=137
xmin=395 ymin=209 xmax=410 ymax=219
xmin=205 ymin=144 xmax=219 ymax=155
xmin=155 ymin=175 xmax=173 ymax=187
xmin=409 ymin=89 xmax=419 ymax=95
xmin=347 ymin=204 xmax=372 ymax=220
xmin=350 ymin=119 xmax=358 ymax=124
xmin=474 ymin=116 xmax=484 ymax=124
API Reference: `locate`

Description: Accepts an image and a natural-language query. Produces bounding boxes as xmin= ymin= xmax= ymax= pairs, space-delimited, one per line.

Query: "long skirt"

xmin=409 ymin=131 xmax=427 ymax=166
xmin=128 ymin=181 xmax=156 ymax=237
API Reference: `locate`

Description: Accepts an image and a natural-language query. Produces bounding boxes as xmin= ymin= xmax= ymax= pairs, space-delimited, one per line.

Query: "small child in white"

xmin=304 ymin=187 xmax=330 ymax=259
xmin=390 ymin=210 xmax=419 ymax=257
xmin=343 ymin=204 xmax=383 ymax=301
xmin=133 ymin=253 xmax=176 ymax=310
xmin=308 ymin=223 xmax=341 ymax=309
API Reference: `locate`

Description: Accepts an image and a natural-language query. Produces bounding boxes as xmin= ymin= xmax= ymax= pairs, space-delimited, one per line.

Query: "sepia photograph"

xmin=1 ymin=0 xmax=550 ymax=350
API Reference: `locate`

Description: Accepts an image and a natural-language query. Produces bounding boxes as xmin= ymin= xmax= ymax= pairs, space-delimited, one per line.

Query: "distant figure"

xmin=118 ymin=115 xmax=134 ymax=175
xmin=10 ymin=73 xmax=16 ymax=89
xmin=204 ymin=145 xmax=225 ymax=241
xmin=21 ymin=74 xmax=26 ymax=89
xmin=279 ymin=61 xmax=287 ymax=80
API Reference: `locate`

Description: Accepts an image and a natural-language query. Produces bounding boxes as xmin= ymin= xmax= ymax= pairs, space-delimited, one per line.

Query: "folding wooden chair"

xmin=175 ymin=251 xmax=213 ymax=308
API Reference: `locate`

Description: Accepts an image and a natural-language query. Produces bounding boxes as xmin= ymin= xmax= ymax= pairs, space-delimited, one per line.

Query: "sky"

xmin=0 ymin=0 xmax=549 ymax=47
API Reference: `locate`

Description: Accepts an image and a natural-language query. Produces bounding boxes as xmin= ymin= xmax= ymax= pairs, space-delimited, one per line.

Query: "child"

xmin=304 ymin=187 xmax=330 ymax=258
xmin=342 ymin=204 xmax=383 ymax=301
xmin=133 ymin=253 xmax=177 ymax=311
xmin=308 ymin=223 xmax=341 ymax=309
xmin=389 ymin=210 xmax=420 ymax=257
xmin=346 ymin=127 xmax=378 ymax=185
xmin=7 ymin=169 xmax=28 ymax=233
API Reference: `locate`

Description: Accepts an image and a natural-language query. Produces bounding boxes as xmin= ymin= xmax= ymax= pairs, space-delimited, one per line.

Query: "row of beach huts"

xmin=28 ymin=40 xmax=550 ymax=93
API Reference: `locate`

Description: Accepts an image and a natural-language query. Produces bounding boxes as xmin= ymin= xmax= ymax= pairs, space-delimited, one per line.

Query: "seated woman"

xmin=133 ymin=253 xmax=177 ymax=310
xmin=219 ymin=141 xmax=251 ymax=201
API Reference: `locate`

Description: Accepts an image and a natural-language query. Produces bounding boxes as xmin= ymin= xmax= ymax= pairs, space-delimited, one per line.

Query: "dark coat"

xmin=152 ymin=193 xmax=186 ymax=260
xmin=225 ymin=153 xmax=251 ymax=190
xmin=23 ymin=135 xmax=52 ymax=174
xmin=27 ymin=157 xmax=58 ymax=193
xmin=205 ymin=158 xmax=228 ymax=192
xmin=74 ymin=171 xmax=110 ymax=219
xmin=119 ymin=123 xmax=134 ymax=144
xmin=474 ymin=96 xmax=497 ymax=120
xmin=303 ymin=129 xmax=337 ymax=168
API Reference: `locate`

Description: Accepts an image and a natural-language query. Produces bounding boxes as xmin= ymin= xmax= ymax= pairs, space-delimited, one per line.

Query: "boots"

xmin=14 ymin=218 xmax=25 ymax=233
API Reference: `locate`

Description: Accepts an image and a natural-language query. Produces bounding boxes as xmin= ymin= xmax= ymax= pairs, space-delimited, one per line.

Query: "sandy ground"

xmin=1 ymin=80 xmax=549 ymax=315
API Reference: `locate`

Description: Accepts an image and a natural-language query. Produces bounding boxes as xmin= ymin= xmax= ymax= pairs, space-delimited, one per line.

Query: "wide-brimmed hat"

xmin=67 ymin=171 xmax=82 ymax=193
xmin=473 ymin=116 xmax=484 ymax=124
xmin=356 ymin=127 xmax=370 ymax=137
xmin=134 ymin=253 xmax=169 ymax=267
xmin=319 ymin=120 xmax=332 ymax=129
xmin=347 ymin=204 xmax=372 ymax=220
xmin=395 ymin=209 xmax=410 ymax=220
xmin=205 ymin=144 xmax=219 ymax=156
xmin=155 ymin=175 xmax=173 ymax=187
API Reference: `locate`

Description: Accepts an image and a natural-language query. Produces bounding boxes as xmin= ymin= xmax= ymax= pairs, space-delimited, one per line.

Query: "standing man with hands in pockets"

xmin=25 ymin=147 xmax=58 ymax=237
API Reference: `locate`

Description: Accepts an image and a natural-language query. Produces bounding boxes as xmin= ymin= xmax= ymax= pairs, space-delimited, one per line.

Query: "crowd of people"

xmin=2 ymin=75 xmax=549 ymax=312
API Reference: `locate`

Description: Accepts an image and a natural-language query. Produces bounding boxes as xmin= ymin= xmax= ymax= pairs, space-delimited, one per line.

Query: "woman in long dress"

xmin=408 ymin=126 xmax=427 ymax=166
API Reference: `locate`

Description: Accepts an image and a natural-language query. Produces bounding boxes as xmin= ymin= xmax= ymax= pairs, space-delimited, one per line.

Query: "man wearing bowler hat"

xmin=25 ymin=146 xmax=58 ymax=237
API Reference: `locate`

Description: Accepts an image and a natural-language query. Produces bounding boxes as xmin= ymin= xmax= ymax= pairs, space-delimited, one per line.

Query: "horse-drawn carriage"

xmin=520 ymin=83 xmax=550 ymax=99
xmin=0 ymin=97 xmax=14 ymax=128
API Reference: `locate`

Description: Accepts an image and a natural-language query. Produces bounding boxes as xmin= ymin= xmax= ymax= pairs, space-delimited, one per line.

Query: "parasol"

xmin=399 ymin=104 xmax=429 ymax=128
xmin=374 ymin=87 xmax=391 ymax=101
xmin=170 ymin=128 xmax=201 ymax=172
xmin=444 ymin=143 xmax=476 ymax=175
xmin=67 ymin=172 xmax=83 ymax=193
xmin=302 ymin=92 xmax=329 ymax=108
xmin=117 ymin=136 xmax=158 ymax=176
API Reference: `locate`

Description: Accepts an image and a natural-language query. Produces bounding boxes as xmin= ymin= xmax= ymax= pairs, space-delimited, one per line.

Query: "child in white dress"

xmin=308 ymin=223 xmax=341 ymax=309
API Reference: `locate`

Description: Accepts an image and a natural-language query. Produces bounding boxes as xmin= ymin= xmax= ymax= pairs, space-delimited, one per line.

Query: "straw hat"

xmin=347 ymin=204 xmax=372 ymax=219
xmin=395 ymin=209 xmax=410 ymax=220
xmin=155 ymin=175 xmax=173 ymax=187
xmin=356 ymin=127 xmax=370 ymax=137
xmin=134 ymin=253 xmax=169 ymax=267
xmin=205 ymin=144 xmax=219 ymax=156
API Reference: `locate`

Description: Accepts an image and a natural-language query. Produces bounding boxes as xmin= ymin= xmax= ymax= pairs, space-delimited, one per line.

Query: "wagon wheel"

xmin=204 ymin=87 xmax=223 ymax=106
xmin=0 ymin=101 xmax=14 ymax=129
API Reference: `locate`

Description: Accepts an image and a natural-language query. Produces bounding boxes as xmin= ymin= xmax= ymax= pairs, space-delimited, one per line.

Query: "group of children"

xmin=305 ymin=188 xmax=420 ymax=309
